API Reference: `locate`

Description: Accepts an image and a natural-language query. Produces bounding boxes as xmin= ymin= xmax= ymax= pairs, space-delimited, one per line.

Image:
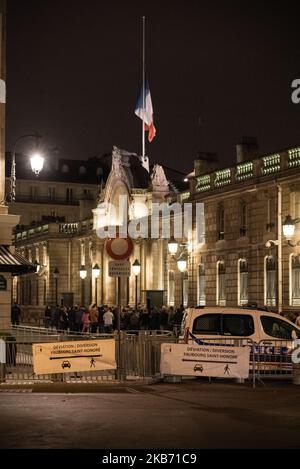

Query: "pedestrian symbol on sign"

xmin=90 ymin=358 xmax=96 ymax=368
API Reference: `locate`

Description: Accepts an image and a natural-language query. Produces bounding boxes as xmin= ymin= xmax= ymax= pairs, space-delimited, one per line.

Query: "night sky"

xmin=6 ymin=0 xmax=300 ymax=173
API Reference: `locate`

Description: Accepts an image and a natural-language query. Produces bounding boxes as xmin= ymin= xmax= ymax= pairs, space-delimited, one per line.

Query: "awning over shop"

xmin=0 ymin=245 xmax=36 ymax=275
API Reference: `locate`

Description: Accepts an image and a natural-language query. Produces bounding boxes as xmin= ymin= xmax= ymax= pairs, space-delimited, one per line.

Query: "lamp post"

xmin=282 ymin=215 xmax=300 ymax=246
xmin=266 ymin=212 xmax=300 ymax=313
xmin=168 ymin=237 xmax=189 ymax=307
xmin=168 ymin=236 xmax=179 ymax=256
xmin=132 ymin=259 xmax=141 ymax=311
xmin=92 ymin=263 xmax=100 ymax=305
xmin=177 ymin=253 xmax=187 ymax=307
xmin=8 ymin=133 xmax=44 ymax=203
xmin=79 ymin=265 xmax=87 ymax=305
xmin=53 ymin=267 xmax=59 ymax=305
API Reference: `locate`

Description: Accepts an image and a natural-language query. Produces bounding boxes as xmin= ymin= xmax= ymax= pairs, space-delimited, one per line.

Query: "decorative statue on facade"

xmin=112 ymin=146 xmax=125 ymax=179
xmin=151 ymin=164 xmax=169 ymax=191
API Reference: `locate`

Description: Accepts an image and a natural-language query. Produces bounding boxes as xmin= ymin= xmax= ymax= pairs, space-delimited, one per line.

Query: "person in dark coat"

xmin=160 ymin=307 xmax=169 ymax=330
xmin=74 ymin=306 xmax=84 ymax=332
xmin=11 ymin=302 xmax=21 ymax=325
xmin=44 ymin=305 xmax=51 ymax=328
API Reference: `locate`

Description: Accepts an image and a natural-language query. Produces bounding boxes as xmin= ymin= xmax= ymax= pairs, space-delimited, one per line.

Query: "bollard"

xmin=0 ymin=339 xmax=6 ymax=383
xmin=292 ymin=363 xmax=300 ymax=385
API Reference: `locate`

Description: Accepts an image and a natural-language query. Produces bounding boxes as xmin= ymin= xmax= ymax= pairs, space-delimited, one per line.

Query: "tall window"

xmin=290 ymin=191 xmax=300 ymax=219
xmin=238 ymin=259 xmax=248 ymax=305
xmin=218 ymin=205 xmax=225 ymax=240
xmin=217 ymin=261 xmax=226 ymax=306
xmin=36 ymin=279 xmax=39 ymax=306
xmin=183 ymin=271 xmax=189 ymax=307
xmin=66 ymin=187 xmax=73 ymax=203
xmin=28 ymin=278 xmax=32 ymax=305
xmin=240 ymin=202 xmax=247 ymax=237
xmin=290 ymin=254 xmax=300 ymax=306
xmin=265 ymin=256 xmax=276 ymax=306
xmin=168 ymin=270 xmax=175 ymax=306
xmin=43 ymin=278 xmax=47 ymax=306
xmin=296 ymin=193 xmax=300 ymax=219
xmin=197 ymin=264 xmax=206 ymax=306
xmin=48 ymin=187 xmax=56 ymax=201
xmin=30 ymin=186 xmax=38 ymax=200
xmin=21 ymin=278 xmax=25 ymax=305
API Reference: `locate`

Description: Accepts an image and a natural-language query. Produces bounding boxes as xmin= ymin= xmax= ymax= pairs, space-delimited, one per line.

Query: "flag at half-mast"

xmin=135 ymin=80 xmax=156 ymax=142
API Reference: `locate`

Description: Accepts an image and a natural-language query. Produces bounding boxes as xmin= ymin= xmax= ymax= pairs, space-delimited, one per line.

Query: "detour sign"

xmin=32 ymin=339 xmax=116 ymax=375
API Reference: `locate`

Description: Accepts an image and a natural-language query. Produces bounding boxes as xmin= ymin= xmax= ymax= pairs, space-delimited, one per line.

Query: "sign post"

xmin=108 ymin=261 xmax=131 ymax=381
xmin=106 ymin=236 xmax=134 ymax=381
xmin=117 ymin=276 xmax=121 ymax=380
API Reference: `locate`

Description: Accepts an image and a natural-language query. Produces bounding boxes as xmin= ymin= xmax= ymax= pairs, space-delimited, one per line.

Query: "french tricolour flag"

xmin=135 ymin=80 xmax=156 ymax=142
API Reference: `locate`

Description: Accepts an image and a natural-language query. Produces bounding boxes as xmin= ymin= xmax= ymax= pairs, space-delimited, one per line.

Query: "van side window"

xmin=192 ymin=314 xmax=221 ymax=335
xmin=261 ymin=316 xmax=300 ymax=339
xmin=222 ymin=314 xmax=254 ymax=337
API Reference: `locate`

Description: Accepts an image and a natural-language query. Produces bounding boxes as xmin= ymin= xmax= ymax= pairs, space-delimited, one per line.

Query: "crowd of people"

xmin=42 ymin=304 xmax=185 ymax=335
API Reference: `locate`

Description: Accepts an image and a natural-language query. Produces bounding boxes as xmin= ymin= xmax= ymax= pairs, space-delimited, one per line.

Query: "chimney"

xmin=194 ymin=152 xmax=218 ymax=177
xmin=236 ymin=137 xmax=259 ymax=163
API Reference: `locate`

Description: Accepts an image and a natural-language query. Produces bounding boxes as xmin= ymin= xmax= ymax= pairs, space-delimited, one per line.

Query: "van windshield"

xmin=261 ymin=316 xmax=300 ymax=339
xmin=192 ymin=313 xmax=254 ymax=336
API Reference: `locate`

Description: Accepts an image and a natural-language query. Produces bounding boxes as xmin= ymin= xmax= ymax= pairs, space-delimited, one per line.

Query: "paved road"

xmin=0 ymin=381 xmax=300 ymax=449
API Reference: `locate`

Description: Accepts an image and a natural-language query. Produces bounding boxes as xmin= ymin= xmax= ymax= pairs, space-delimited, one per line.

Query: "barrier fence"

xmin=0 ymin=327 xmax=297 ymax=387
xmin=0 ymin=327 xmax=176 ymax=384
xmin=254 ymin=339 xmax=295 ymax=383
xmin=181 ymin=336 xmax=296 ymax=387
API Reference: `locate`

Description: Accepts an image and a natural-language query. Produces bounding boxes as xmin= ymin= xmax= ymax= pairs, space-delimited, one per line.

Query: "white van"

xmin=180 ymin=307 xmax=300 ymax=374
xmin=181 ymin=307 xmax=300 ymax=343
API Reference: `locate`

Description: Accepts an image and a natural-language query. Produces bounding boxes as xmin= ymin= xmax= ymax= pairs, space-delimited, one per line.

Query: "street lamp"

xmin=79 ymin=265 xmax=87 ymax=305
xmin=30 ymin=153 xmax=45 ymax=175
xmin=168 ymin=236 xmax=190 ymax=307
xmin=92 ymin=263 xmax=100 ymax=305
xmin=8 ymin=133 xmax=44 ymax=203
xmin=268 ymin=215 xmax=300 ymax=248
xmin=177 ymin=252 xmax=188 ymax=307
xmin=53 ymin=267 xmax=60 ymax=305
xmin=168 ymin=236 xmax=179 ymax=255
xmin=282 ymin=215 xmax=300 ymax=245
xmin=132 ymin=259 xmax=141 ymax=311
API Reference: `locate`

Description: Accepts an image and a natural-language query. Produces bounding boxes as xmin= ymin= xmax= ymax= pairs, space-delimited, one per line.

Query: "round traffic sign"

xmin=105 ymin=236 xmax=134 ymax=260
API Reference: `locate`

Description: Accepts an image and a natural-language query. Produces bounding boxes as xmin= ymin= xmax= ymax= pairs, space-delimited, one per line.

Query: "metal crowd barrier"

xmin=182 ymin=336 xmax=298 ymax=387
xmin=253 ymin=339 xmax=294 ymax=384
xmin=1 ymin=328 xmax=177 ymax=384
xmin=118 ymin=330 xmax=177 ymax=379
xmin=5 ymin=329 xmax=294 ymax=387
xmin=182 ymin=336 xmax=256 ymax=387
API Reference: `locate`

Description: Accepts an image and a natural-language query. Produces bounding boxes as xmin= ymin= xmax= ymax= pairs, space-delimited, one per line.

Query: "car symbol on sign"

xmin=194 ymin=364 xmax=203 ymax=372
xmin=61 ymin=360 xmax=71 ymax=369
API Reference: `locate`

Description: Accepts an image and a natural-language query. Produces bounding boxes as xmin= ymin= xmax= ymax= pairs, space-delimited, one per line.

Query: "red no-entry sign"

xmin=105 ymin=236 xmax=134 ymax=260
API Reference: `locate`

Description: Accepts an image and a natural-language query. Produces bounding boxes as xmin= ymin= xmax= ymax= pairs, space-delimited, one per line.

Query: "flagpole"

xmin=142 ymin=16 xmax=145 ymax=159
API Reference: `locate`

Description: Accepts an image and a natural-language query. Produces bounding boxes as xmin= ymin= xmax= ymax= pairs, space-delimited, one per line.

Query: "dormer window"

xmin=79 ymin=165 xmax=86 ymax=175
